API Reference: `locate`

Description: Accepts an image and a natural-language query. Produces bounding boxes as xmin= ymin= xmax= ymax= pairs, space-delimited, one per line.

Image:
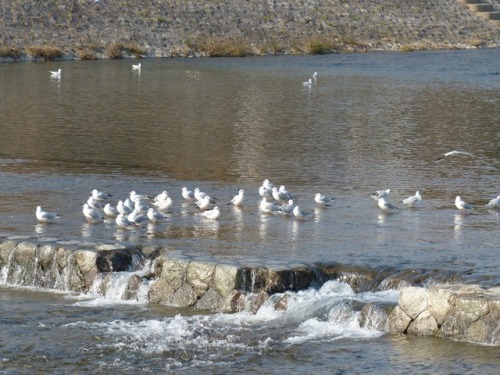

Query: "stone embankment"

xmin=1 ymin=238 xmax=498 ymax=345
xmin=0 ymin=0 xmax=499 ymax=62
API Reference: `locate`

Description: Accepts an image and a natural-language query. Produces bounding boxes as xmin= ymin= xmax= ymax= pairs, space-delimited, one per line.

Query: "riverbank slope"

xmin=1 ymin=0 xmax=499 ymax=61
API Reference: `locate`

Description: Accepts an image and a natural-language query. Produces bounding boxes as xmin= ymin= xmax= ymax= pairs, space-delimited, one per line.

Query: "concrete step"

xmin=467 ymin=3 xmax=493 ymax=11
xmin=476 ymin=10 xmax=500 ymax=19
xmin=458 ymin=0 xmax=488 ymax=4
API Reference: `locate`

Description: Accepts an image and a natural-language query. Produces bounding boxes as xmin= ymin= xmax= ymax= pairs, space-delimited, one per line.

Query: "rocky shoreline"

xmin=1 ymin=238 xmax=498 ymax=346
xmin=1 ymin=0 xmax=499 ymax=62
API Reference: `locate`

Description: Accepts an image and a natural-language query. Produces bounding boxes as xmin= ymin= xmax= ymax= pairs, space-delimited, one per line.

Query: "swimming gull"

xmin=402 ymin=191 xmax=422 ymax=207
xmin=303 ymin=78 xmax=312 ymax=87
xmin=49 ymin=68 xmax=61 ymax=78
xmin=378 ymin=197 xmax=398 ymax=211
xmin=36 ymin=206 xmax=60 ymax=223
xmin=315 ymin=193 xmax=335 ymax=206
xmin=132 ymin=63 xmax=141 ymax=70
xmin=455 ymin=196 xmax=474 ymax=212
xmin=201 ymin=206 xmax=221 ymax=220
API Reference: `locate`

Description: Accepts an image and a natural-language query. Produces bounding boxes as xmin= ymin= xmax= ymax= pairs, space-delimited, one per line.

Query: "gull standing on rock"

xmin=36 ymin=206 xmax=61 ymax=223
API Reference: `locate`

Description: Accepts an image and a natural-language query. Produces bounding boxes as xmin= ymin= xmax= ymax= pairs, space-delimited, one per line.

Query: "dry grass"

xmin=186 ymin=37 xmax=254 ymax=57
xmin=107 ymin=42 xmax=124 ymax=59
xmin=26 ymin=45 xmax=62 ymax=60
xmin=0 ymin=47 xmax=21 ymax=59
xmin=107 ymin=42 xmax=144 ymax=59
xmin=305 ymin=38 xmax=336 ymax=55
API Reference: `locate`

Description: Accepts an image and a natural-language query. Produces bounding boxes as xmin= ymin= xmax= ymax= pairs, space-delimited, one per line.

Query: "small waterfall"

xmin=88 ymin=260 xmax=153 ymax=303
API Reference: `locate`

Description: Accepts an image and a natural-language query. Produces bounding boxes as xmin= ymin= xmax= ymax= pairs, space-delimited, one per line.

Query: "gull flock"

xmin=35 ymin=178 xmax=499 ymax=226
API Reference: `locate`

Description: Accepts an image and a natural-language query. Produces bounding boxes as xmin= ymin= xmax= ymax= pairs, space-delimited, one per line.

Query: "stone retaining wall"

xmin=0 ymin=0 xmax=499 ymax=61
xmin=387 ymin=285 xmax=500 ymax=345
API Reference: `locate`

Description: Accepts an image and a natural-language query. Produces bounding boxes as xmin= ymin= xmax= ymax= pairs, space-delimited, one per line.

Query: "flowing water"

xmin=0 ymin=50 xmax=499 ymax=373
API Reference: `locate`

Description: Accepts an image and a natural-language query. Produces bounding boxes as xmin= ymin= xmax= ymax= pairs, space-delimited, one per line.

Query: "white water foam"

xmin=63 ymin=280 xmax=397 ymax=369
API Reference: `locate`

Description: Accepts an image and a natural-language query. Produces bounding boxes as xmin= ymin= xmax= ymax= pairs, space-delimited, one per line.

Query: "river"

xmin=0 ymin=49 xmax=499 ymax=373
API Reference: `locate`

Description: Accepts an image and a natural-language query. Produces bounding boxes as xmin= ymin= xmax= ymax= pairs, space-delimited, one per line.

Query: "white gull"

xmin=201 ymin=206 xmax=221 ymax=220
xmin=82 ymin=203 xmax=104 ymax=222
xmin=455 ymin=196 xmax=474 ymax=212
xmin=314 ymin=193 xmax=334 ymax=206
xmin=402 ymin=191 xmax=422 ymax=207
xmin=36 ymin=206 xmax=60 ymax=223
xmin=378 ymin=197 xmax=398 ymax=212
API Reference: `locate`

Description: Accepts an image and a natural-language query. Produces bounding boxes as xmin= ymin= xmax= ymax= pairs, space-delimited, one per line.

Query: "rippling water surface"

xmin=0 ymin=49 xmax=499 ymax=373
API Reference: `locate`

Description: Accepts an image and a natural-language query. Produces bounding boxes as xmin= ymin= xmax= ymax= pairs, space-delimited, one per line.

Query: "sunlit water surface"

xmin=0 ymin=50 xmax=499 ymax=373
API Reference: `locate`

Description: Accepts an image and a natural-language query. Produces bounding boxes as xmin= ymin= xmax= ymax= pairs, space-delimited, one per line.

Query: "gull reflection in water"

xmin=314 ymin=207 xmax=323 ymax=223
xmin=35 ymin=224 xmax=47 ymax=235
xmin=232 ymin=206 xmax=244 ymax=241
xmin=454 ymin=214 xmax=464 ymax=240
xmin=81 ymin=223 xmax=94 ymax=238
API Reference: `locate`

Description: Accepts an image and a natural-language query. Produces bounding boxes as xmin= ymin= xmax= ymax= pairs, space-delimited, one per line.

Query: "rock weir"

xmin=1 ymin=238 xmax=498 ymax=345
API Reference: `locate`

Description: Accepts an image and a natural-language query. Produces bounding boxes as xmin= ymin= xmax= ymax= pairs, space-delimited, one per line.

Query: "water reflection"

xmin=0 ymin=51 xmax=499 ymax=285
xmin=34 ymin=224 xmax=47 ymax=235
